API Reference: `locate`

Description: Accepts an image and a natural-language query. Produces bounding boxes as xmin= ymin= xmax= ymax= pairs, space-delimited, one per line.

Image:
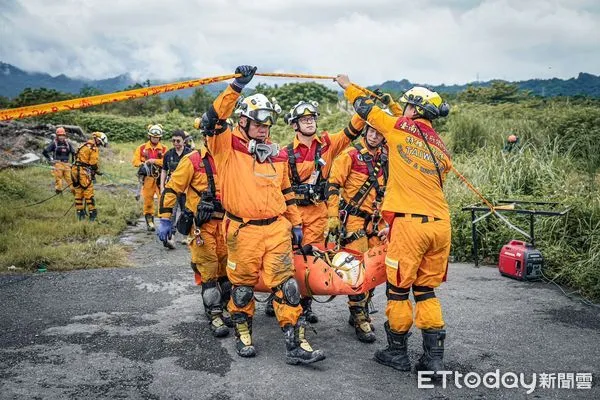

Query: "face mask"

xmin=247 ymin=139 xmax=280 ymax=163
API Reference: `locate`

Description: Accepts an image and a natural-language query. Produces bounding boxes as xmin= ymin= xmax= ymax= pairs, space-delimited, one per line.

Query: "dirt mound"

xmin=0 ymin=121 xmax=87 ymax=169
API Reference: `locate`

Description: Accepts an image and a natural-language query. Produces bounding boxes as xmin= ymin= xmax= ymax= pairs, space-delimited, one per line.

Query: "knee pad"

xmin=201 ymin=281 xmax=222 ymax=309
xmin=387 ymin=282 xmax=410 ymax=301
xmin=231 ymin=285 xmax=254 ymax=308
xmin=412 ymin=285 xmax=436 ymax=302
xmin=218 ymin=277 xmax=232 ymax=301
xmin=274 ymin=278 xmax=300 ymax=306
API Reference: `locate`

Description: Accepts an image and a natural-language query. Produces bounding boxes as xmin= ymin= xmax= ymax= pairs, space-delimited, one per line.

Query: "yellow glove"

xmin=328 ymin=216 xmax=341 ymax=235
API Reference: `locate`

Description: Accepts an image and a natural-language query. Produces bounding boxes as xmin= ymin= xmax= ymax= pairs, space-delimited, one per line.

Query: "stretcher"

xmin=255 ymin=244 xmax=388 ymax=297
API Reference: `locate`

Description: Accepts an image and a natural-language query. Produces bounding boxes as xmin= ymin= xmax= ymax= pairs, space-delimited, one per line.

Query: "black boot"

xmin=89 ymin=209 xmax=97 ymax=222
xmin=265 ymin=296 xmax=275 ymax=317
xmin=415 ymin=329 xmax=446 ymax=380
xmin=300 ymin=297 xmax=318 ymax=323
xmin=374 ymin=321 xmax=411 ymax=371
xmin=349 ymin=306 xmax=376 ymax=343
xmin=77 ymin=210 xmax=87 ymax=221
xmin=283 ymin=318 xmax=325 ymax=365
xmin=145 ymin=214 xmax=155 ymax=231
xmin=232 ymin=312 xmax=256 ymax=357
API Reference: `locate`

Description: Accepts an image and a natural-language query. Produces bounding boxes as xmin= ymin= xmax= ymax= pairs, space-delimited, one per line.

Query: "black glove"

xmin=373 ymin=88 xmax=393 ymax=106
xmin=195 ymin=193 xmax=215 ymax=227
xmin=95 ymin=171 xmax=103 ymax=176
xmin=233 ymin=65 xmax=257 ymax=90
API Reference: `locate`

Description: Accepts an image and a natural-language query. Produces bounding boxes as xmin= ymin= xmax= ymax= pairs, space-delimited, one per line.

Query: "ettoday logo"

xmin=418 ymin=370 xmax=594 ymax=393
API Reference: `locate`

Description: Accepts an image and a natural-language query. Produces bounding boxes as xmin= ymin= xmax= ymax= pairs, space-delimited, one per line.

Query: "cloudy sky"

xmin=1 ymin=0 xmax=599 ymax=86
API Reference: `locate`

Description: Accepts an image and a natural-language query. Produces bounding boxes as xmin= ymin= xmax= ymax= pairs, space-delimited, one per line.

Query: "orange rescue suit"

xmin=132 ymin=141 xmax=167 ymax=216
xmin=159 ymin=148 xmax=227 ymax=286
xmin=207 ymin=84 xmax=303 ymax=328
xmin=345 ymin=85 xmax=452 ymax=333
xmin=71 ymin=139 xmax=100 ymax=212
xmin=286 ymin=115 xmax=364 ymax=245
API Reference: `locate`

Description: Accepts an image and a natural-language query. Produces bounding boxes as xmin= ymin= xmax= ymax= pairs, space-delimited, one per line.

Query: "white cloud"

xmin=1 ymin=0 xmax=598 ymax=85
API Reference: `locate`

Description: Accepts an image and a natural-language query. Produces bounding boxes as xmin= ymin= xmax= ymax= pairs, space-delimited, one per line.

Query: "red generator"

xmin=498 ymin=240 xmax=544 ymax=281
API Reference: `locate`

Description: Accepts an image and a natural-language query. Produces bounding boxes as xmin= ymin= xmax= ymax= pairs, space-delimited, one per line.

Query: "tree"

xmin=187 ymin=88 xmax=214 ymax=116
xmin=11 ymin=87 xmax=74 ymax=107
xmin=166 ymin=95 xmax=188 ymax=114
xmin=0 ymin=95 xmax=10 ymax=109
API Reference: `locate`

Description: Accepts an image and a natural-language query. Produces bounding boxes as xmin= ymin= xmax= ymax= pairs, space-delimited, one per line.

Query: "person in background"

xmin=42 ymin=127 xmax=76 ymax=194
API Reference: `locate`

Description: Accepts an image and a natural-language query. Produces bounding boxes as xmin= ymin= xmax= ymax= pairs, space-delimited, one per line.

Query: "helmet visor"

xmin=294 ymin=103 xmax=319 ymax=118
xmin=248 ymin=109 xmax=277 ymax=126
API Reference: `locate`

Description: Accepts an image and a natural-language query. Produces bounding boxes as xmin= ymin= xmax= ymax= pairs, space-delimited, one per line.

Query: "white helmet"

xmin=331 ymin=251 xmax=364 ymax=288
xmin=235 ymin=94 xmax=281 ymax=126
xmin=286 ymin=100 xmax=319 ymax=125
xmin=92 ymin=131 xmax=108 ymax=147
xmin=147 ymin=124 xmax=164 ymax=138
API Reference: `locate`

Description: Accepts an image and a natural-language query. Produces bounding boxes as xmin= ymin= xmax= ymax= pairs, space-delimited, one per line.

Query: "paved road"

xmin=1 ymin=225 xmax=598 ymax=399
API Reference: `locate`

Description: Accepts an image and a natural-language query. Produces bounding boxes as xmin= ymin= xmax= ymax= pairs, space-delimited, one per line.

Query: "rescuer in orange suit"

xmin=157 ymin=139 xmax=232 ymax=338
xmin=270 ymin=100 xmax=364 ymax=323
xmin=327 ymin=123 xmax=388 ymax=343
xmin=336 ymin=74 xmax=452 ymax=378
xmin=71 ymin=132 xmax=108 ymax=221
xmin=132 ymin=124 xmax=168 ymax=231
xmin=203 ymin=65 xmax=325 ymax=365
xmin=42 ymin=127 xmax=76 ymax=194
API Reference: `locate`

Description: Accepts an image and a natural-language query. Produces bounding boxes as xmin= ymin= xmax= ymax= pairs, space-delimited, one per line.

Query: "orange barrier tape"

xmin=0 ymin=72 xmax=385 ymax=121
xmin=0 ymin=74 xmax=238 ymax=121
xmin=451 ymin=167 xmax=495 ymax=211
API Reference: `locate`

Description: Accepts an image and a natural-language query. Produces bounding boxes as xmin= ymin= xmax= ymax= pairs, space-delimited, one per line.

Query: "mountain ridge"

xmin=1 ymin=62 xmax=599 ymax=98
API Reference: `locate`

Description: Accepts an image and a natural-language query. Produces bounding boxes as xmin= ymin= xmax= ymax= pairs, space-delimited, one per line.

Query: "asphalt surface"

xmin=1 ymin=222 xmax=599 ymax=400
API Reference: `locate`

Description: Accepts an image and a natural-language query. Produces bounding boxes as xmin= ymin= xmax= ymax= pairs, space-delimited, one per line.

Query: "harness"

xmin=339 ymin=143 xmax=388 ymax=244
xmin=188 ymin=151 xmax=224 ymax=220
xmin=139 ymin=144 xmax=163 ymax=178
xmin=287 ymin=141 xmax=327 ymax=206
xmin=71 ymin=142 xmax=97 ymax=189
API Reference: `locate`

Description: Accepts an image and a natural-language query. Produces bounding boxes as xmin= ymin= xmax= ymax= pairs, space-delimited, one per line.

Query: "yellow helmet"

xmin=91 ymin=131 xmax=108 ymax=147
xmin=147 ymin=124 xmax=164 ymax=138
xmin=399 ymin=87 xmax=449 ymax=120
xmin=235 ymin=94 xmax=281 ymax=126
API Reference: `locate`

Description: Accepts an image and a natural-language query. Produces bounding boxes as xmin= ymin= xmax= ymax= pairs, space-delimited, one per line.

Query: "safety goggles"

xmin=294 ymin=103 xmax=318 ymax=118
xmin=248 ymin=109 xmax=277 ymax=126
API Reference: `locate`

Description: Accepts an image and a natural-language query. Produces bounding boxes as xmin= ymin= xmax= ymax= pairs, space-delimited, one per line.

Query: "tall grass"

xmin=0 ymin=143 xmax=140 ymax=272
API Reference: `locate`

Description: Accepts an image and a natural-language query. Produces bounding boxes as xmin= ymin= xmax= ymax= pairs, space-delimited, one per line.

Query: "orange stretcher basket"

xmin=255 ymin=244 xmax=388 ymax=297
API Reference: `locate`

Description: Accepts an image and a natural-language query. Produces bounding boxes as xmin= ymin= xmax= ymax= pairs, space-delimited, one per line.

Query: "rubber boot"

xmin=349 ymin=306 xmax=376 ymax=343
xmin=77 ymin=210 xmax=87 ymax=221
xmin=232 ymin=312 xmax=256 ymax=357
xmin=89 ymin=209 xmax=97 ymax=222
xmin=374 ymin=321 xmax=412 ymax=371
xmin=415 ymin=329 xmax=446 ymax=380
xmin=283 ymin=318 xmax=326 ymax=365
xmin=145 ymin=214 xmax=155 ymax=231
xmin=264 ymin=296 xmax=275 ymax=317
xmin=300 ymin=297 xmax=318 ymax=323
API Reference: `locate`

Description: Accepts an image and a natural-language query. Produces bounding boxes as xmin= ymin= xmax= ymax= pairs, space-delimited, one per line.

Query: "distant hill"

xmin=0 ymin=62 xmax=227 ymax=99
xmin=1 ymin=61 xmax=599 ymax=99
xmin=370 ymin=72 xmax=600 ymax=97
